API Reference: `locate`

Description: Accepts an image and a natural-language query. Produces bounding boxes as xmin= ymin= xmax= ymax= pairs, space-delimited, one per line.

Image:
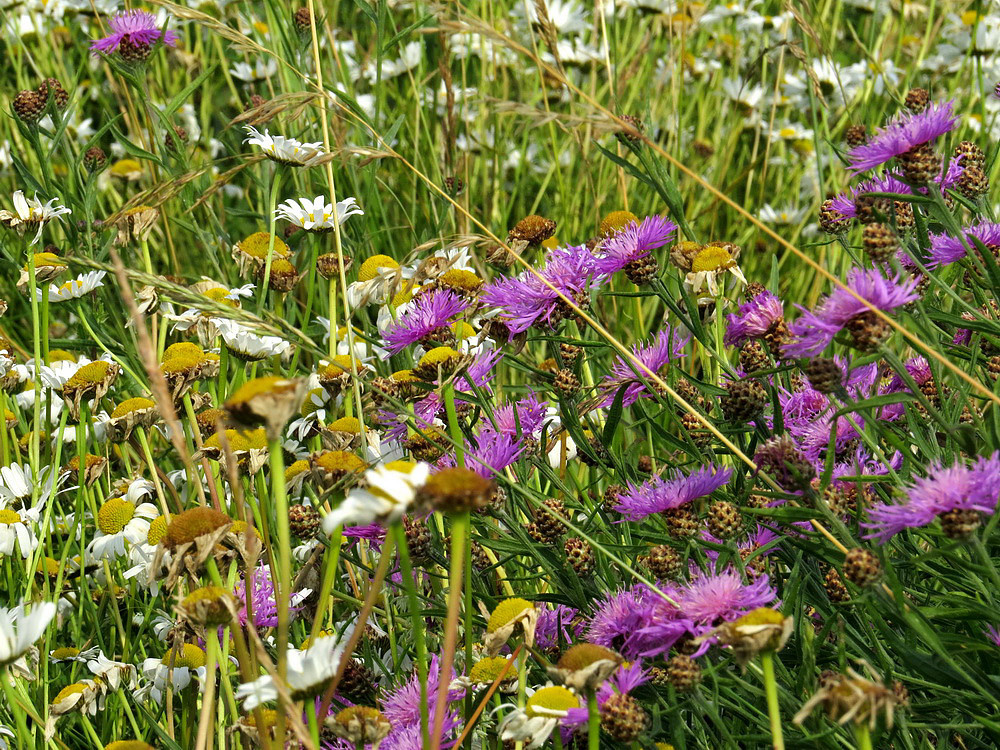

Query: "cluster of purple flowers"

xmin=613 ymin=464 xmax=732 ymax=521
xmin=846 ymin=100 xmax=958 ymax=174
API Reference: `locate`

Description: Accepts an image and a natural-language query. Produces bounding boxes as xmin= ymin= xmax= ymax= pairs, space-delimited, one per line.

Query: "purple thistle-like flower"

xmin=90 ymin=10 xmax=179 ymax=54
xmin=380 ymin=712 xmax=462 ymax=750
xmin=490 ymin=393 xmax=549 ymax=439
xmin=724 ymin=290 xmax=784 ymax=347
xmin=784 ymin=268 xmax=919 ymax=358
xmin=481 ymin=246 xmax=597 ymax=335
xmin=986 ymin=626 xmax=1000 ymax=649
xmin=928 ymin=221 xmax=1000 ymax=268
xmin=535 ymin=604 xmax=584 ymax=650
xmin=593 ymin=215 xmax=677 ymax=277
xmin=585 ymin=586 xmax=656 ymax=654
xmin=675 ymin=567 xmax=777 ymax=625
xmin=438 ymin=428 xmax=523 ymax=478
xmin=383 ymin=290 xmax=468 ymax=354
xmin=236 ymin=566 xmax=304 ymax=628
xmin=562 ymin=661 xmax=650 ymax=733
xmin=846 ymin=100 xmax=958 ymax=174
xmin=382 ymin=655 xmax=465 ymax=728
xmin=863 ymin=453 xmax=1000 ymax=542
xmin=614 ymin=465 xmax=732 ymax=521
xmin=601 ymin=327 xmax=690 ymax=407
xmin=831 ymin=164 xmax=964 ymax=219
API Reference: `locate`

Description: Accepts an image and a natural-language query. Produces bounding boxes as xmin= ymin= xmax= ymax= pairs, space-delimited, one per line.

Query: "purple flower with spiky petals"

xmin=831 ymin=164 xmax=964 ymax=220
xmin=674 ymin=566 xmax=777 ymax=625
xmin=383 ymin=290 xmax=468 ymax=354
xmin=586 ymin=586 xmax=656 ymax=654
xmin=614 ymin=465 xmax=732 ymax=521
xmin=593 ymin=215 xmax=676 ymax=277
xmin=490 ymin=393 xmax=549 ymax=439
xmin=437 ymin=428 xmax=523 ymax=478
xmin=236 ymin=566 xmax=305 ymax=628
xmin=928 ymin=221 xmax=1000 ymax=268
xmin=382 ymin=654 xmax=465 ymax=728
xmin=986 ymin=626 xmax=1000 ymax=649
xmin=380 ymin=713 xmax=463 ymax=750
xmin=846 ymin=100 xmax=958 ymax=174
xmin=863 ymin=453 xmax=1000 ymax=542
xmin=784 ymin=268 xmax=919 ymax=358
xmin=90 ymin=10 xmax=179 ymax=54
xmin=600 ymin=326 xmax=690 ymax=407
xmin=724 ymin=290 xmax=785 ymax=347
xmin=481 ymin=246 xmax=598 ymax=335
xmin=536 ymin=604 xmax=584 ymax=650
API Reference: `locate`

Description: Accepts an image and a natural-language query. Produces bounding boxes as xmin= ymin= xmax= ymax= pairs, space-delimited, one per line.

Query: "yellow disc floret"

xmin=160 ymin=643 xmax=206 ymax=669
xmin=600 ymin=210 xmax=638 ymax=237
xmin=0 ymin=508 xmax=21 ymax=524
xmin=690 ymin=245 xmax=735 ymax=273
xmin=487 ymin=597 xmax=534 ymax=633
xmin=358 ymin=255 xmax=399 ymax=282
xmin=525 ymin=685 xmax=579 ymax=716
xmin=111 ymin=397 xmax=156 ymax=420
xmin=65 ymin=361 xmax=111 ymax=388
xmin=97 ymin=498 xmax=135 ymax=535
xmin=237 ymin=232 xmax=290 ymax=259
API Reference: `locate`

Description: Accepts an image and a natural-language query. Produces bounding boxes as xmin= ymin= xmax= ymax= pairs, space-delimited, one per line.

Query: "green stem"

xmin=854 ymin=723 xmax=873 ymax=750
xmin=257 ymin=168 xmax=283 ymax=315
xmin=587 ymin=691 xmax=600 ymax=750
xmin=40 ymin=283 xmax=49 ymax=364
xmin=267 ymin=435 xmax=292 ymax=744
xmin=760 ymin=651 xmax=785 ymax=750
xmin=393 ymin=523 xmax=430 ymax=746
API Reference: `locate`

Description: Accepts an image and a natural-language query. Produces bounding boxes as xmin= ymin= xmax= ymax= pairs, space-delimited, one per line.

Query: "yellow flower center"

xmin=300 ymin=388 xmax=325 ymax=417
xmin=391 ymin=369 xmax=415 ymax=382
xmin=557 ymin=643 xmax=619 ymax=671
xmin=65 ymin=361 xmax=111 ymax=388
xmin=182 ymin=585 xmax=230 ymax=607
xmin=285 ymin=459 xmax=310 ymax=481
xmin=315 ymin=450 xmax=366 ymax=474
xmin=600 ymin=210 xmax=638 ymax=237
xmin=32 ymin=252 xmax=67 ymax=269
xmin=0 ymin=508 xmax=21 ymax=524
xmin=203 ymin=287 xmax=238 ymax=308
xmin=418 ymin=346 xmax=460 ymax=368
xmin=357 ymin=254 xmax=399 ymax=282
xmin=110 ymin=158 xmax=142 ymax=177
xmin=50 ymin=647 xmax=80 ymax=659
xmin=106 ymin=741 xmax=157 ymax=750
xmin=160 ymin=643 xmax=206 ymax=669
xmin=469 ymin=656 xmax=510 ymax=683
xmin=54 ymin=683 xmax=89 ymax=703
xmin=384 ymin=460 xmax=418 ymax=474
xmin=97 ymin=497 xmax=135 ymax=535
xmin=162 ymin=507 xmax=231 ymax=549
xmin=541 ymin=236 xmax=560 ymax=250
xmin=237 ymin=232 xmax=290 ymax=259
xmin=526 ymin=685 xmax=579 ymax=716
xmin=111 ymin=397 xmax=156 ymax=420
xmin=439 ymin=269 xmax=483 ymax=293
xmin=451 ymin=321 xmax=477 ymax=341
xmin=487 ymin=597 xmax=533 ymax=633
xmin=334 ymin=705 xmax=385 ymax=726
xmin=48 ymin=349 xmax=76 ymax=363
xmin=203 ymin=428 xmax=268 ymax=451
xmin=328 ymin=416 xmax=361 ymax=434
xmin=733 ymin=607 xmax=785 ymax=627
xmin=163 ymin=342 xmax=205 ymax=362
xmin=962 ymin=10 xmax=982 ymax=25
xmin=227 ymin=376 xmax=298 ymax=405
xmin=691 ymin=245 xmax=734 ymax=273
xmin=321 ymin=356 xmax=362 ymax=377
xmin=391 ymin=285 xmax=414 ymax=307
xmin=146 ymin=515 xmax=167 ymax=545
xmin=253 ymin=20 xmax=269 ymax=34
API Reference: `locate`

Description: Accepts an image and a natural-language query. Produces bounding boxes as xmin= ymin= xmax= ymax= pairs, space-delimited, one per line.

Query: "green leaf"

xmin=602 ymin=383 xmax=629 ymax=446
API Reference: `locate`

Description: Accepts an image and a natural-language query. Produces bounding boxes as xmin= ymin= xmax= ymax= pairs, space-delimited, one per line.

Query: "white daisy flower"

xmin=759 ymin=204 xmax=808 ymax=226
xmin=36 ymin=271 xmax=106 ymax=302
xmin=236 ymin=627 xmax=355 ymax=709
xmin=243 ymin=126 xmax=326 ymax=167
xmin=87 ymin=651 xmax=138 ymax=690
xmin=0 ymin=462 xmax=67 ymax=507
xmin=274 ymin=195 xmax=363 ymax=232
xmin=497 ymin=685 xmax=580 ymax=749
xmin=321 ymin=461 xmax=430 ymax=534
xmin=49 ymin=645 xmax=101 ymax=663
xmin=137 ymin=643 xmax=208 ymax=704
xmin=216 ymin=319 xmax=293 ymax=361
xmin=0 ymin=190 xmax=72 ymax=245
xmin=230 ymin=59 xmax=277 ymax=82
xmin=88 ymin=489 xmax=159 ymax=560
xmin=0 ymin=501 xmax=40 ymax=558
xmin=0 ymin=600 xmax=56 ymax=666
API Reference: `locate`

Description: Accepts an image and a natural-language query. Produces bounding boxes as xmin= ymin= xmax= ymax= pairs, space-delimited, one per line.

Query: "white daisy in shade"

xmin=274 ymin=195 xmax=363 ymax=232
xmin=0 ymin=462 xmax=67 ymax=507
xmin=87 ymin=485 xmax=158 ymax=560
xmin=137 ymin=643 xmax=207 ymax=704
xmin=497 ymin=685 xmax=580 ymax=749
xmin=0 ymin=190 xmax=72 ymax=245
xmin=0 ymin=501 xmax=40 ymax=558
xmin=321 ymin=460 xmax=430 ymax=534
xmin=236 ymin=626 xmax=355 ymax=710
xmin=230 ymin=59 xmax=277 ymax=82
xmin=243 ymin=126 xmax=326 ymax=167
xmin=216 ymin=318 xmax=293 ymax=361
xmin=87 ymin=651 xmax=138 ymax=690
xmin=36 ymin=271 xmax=106 ymax=302
xmin=0 ymin=600 xmax=56 ymax=666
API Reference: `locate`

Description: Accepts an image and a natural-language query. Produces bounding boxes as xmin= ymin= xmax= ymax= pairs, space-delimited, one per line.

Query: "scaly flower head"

xmin=847 ymin=100 xmax=958 ymax=173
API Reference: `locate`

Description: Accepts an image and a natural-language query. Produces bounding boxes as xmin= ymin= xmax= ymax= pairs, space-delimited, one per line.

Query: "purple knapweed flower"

xmin=90 ymin=10 xmax=179 ymax=55
xmin=535 ymin=604 xmax=584 ymax=650
xmin=600 ymin=326 xmax=690 ymax=407
xmin=784 ymin=268 xmax=919 ymax=358
xmin=863 ymin=453 xmax=1000 ymax=542
xmin=236 ymin=566 xmax=305 ymax=628
xmin=490 ymin=393 xmax=550 ymax=440
xmin=585 ymin=586 xmax=656 ymax=654
xmin=724 ymin=290 xmax=784 ymax=347
xmin=593 ymin=215 xmax=676 ymax=277
xmin=986 ymin=626 xmax=1000 ymax=649
xmin=562 ymin=661 xmax=650 ymax=734
xmin=437 ymin=428 xmax=523 ymax=478
xmin=614 ymin=464 xmax=732 ymax=521
xmin=382 ymin=654 xmax=465 ymax=728
xmin=928 ymin=221 xmax=1000 ymax=268
xmin=480 ymin=246 xmax=597 ymax=335
xmin=846 ymin=100 xmax=958 ymax=174
xmin=383 ymin=290 xmax=468 ymax=354
xmin=674 ymin=566 xmax=777 ymax=625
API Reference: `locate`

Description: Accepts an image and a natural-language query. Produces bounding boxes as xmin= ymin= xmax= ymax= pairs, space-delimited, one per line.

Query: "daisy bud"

xmin=326 ymin=706 xmax=391 ymax=746
xmin=179 ymin=585 xmax=236 ymax=627
xmin=223 ymin=375 xmax=306 ymax=441
xmin=417 ymin=467 xmax=493 ymax=514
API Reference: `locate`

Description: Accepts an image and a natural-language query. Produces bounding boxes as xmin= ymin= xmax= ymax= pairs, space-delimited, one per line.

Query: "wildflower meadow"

xmin=3 ymin=0 xmax=1000 ymax=748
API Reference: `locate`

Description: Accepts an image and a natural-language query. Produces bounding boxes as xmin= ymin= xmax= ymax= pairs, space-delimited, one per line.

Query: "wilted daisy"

xmin=321 ymin=460 xmax=430 ymax=533
xmin=0 ymin=190 xmax=71 ymax=245
xmin=0 ymin=600 xmax=56 ymax=666
xmin=670 ymin=240 xmax=747 ymax=297
xmin=236 ymin=629 xmax=353 ymax=709
xmin=347 ymin=253 xmax=415 ymax=308
xmin=137 ymin=643 xmax=208 ymax=704
xmin=274 ymin=195 xmax=363 ymax=232
xmin=244 ymin=126 xmax=326 ymax=167
xmin=36 ymin=271 xmax=106 ymax=302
